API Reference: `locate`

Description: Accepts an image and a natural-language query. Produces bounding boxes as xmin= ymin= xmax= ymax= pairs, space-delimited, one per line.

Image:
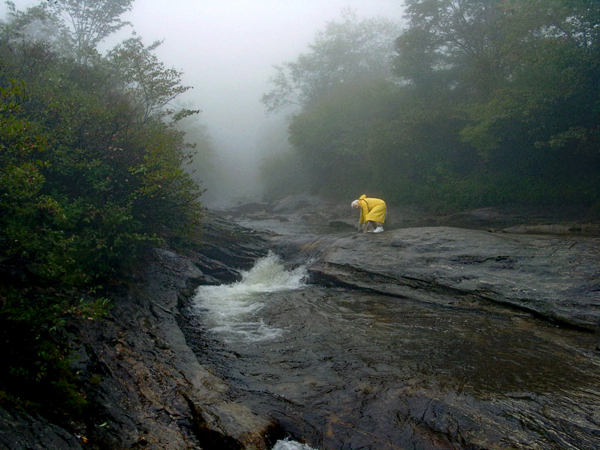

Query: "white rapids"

xmin=192 ymin=251 xmax=307 ymax=343
xmin=272 ymin=438 xmax=319 ymax=450
xmin=192 ymin=252 xmax=319 ymax=449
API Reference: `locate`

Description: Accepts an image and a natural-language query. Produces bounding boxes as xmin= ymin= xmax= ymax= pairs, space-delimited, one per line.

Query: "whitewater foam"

xmin=192 ymin=251 xmax=307 ymax=343
xmin=273 ymin=438 xmax=318 ymax=450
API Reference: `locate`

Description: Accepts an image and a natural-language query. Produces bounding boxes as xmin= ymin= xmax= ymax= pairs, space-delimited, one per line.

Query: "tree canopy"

xmin=261 ymin=8 xmax=402 ymax=113
xmin=262 ymin=0 xmax=600 ymax=210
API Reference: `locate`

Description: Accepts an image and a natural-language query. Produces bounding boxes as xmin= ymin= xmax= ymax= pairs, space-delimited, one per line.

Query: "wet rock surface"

xmin=307 ymin=227 xmax=600 ymax=331
xmin=204 ymin=196 xmax=600 ymax=449
xmin=196 ymin=285 xmax=600 ymax=450
xmin=0 ymin=408 xmax=83 ymax=450
xmin=0 ymin=214 xmax=278 ymax=450
xmin=229 ymin=195 xmax=600 ymax=330
xmin=218 ymin=194 xmax=600 ymax=236
xmin=2 ymin=197 xmax=599 ymax=449
xmin=70 ymin=245 xmax=274 ymax=450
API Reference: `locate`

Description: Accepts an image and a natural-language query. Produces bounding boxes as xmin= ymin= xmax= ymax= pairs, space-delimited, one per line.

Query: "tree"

xmin=267 ymin=0 xmax=600 ymax=207
xmin=0 ymin=2 xmax=205 ymax=419
xmin=260 ymin=9 xmax=403 ymax=200
xmin=288 ymin=79 xmax=400 ymax=197
xmin=262 ymin=8 xmax=402 ymax=113
xmin=45 ymin=0 xmax=134 ymax=64
xmin=394 ymin=0 xmax=516 ymax=101
xmin=107 ymin=36 xmax=196 ymax=123
xmin=392 ymin=0 xmax=600 ymax=206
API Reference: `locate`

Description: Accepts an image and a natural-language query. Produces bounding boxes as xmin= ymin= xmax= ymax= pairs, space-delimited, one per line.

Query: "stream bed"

xmin=188 ymin=251 xmax=600 ymax=449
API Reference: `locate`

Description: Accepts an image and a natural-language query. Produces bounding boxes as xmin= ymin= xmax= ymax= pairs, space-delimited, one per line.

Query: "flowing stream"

xmin=190 ymin=237 xmax=600 ymax=449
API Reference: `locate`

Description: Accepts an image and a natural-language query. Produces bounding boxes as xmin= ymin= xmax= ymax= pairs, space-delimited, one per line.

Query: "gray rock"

xmin=4 ymin=196 xmax=598 ymax=449
xmin=306 ymin=226 xmax=600 ymax=331
xmin=327 ymin=220 xmax=354 ymax=229
xmin=70 ymin=246 xmax=274 ymax=449
xmin=0 ymin=408 xmax=83 ymax=450
xmin=0 ymin=217 xmax=276 ymax=450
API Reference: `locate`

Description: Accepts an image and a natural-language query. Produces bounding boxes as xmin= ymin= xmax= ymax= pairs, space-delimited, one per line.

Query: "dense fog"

xmin=1 ymin=0 xmax=403 ymax=205
xmin=123 ymin=1 xmax=402 ymax=205
xmin=3 ymin=0 xmax=598 ymax=210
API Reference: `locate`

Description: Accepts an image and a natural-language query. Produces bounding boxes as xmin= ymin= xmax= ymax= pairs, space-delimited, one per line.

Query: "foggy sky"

xmin=1 ymin=0 xmax=403 ymax=202
xmin=121 ymin=1 xmax=403 ymax=157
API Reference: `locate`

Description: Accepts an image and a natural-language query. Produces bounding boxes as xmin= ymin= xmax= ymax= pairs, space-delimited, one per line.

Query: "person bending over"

xmin=351 ymin=194 xmax=386 ymax=233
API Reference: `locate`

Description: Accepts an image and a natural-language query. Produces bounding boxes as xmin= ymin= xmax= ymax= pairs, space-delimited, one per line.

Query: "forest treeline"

xmin=0 ymin=0 xmax=205 ymax=418
xmin=261 ymin=1 xmax=600 ymax=211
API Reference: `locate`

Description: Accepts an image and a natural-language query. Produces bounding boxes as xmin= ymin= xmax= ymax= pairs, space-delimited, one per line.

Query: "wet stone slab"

xmin=306 ymin=226 xmax=600 ymax=332
xmin=192 ymin=285 xmax=600 ymax=450
xmin=187 ymin=217 xmax=600 ymax=449
xmin=182 ymin=205 xmax=600 ymax=449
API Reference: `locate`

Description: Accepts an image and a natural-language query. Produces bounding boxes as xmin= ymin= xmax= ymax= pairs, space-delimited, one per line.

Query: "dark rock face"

xmin=0 ymin=409 xmax=83 ymax=450
xmin=2 ymin=198 xmax=598 ymax=449
xmin=306 ymin=227 xmax=600 ymax=331
xmin=187 ymin=214 xmax=271 ymax=284
xmin=0 ymin=217 xmax=275 ymax=450
xmin=72 ymin=248 xmax=273 ymax=450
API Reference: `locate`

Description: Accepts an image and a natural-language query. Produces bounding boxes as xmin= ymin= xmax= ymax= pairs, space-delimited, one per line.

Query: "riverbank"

xmin=0 ymin=215 xmax=281 ymax=450
xmin=221 ymin=195 xmax=600 ymax=330
xmin=213 ymin=194 xmax=600 ymax=236
xmin=203 ymin=196 xmax=600 ymax=448
xmin=1 ymin=197 xmax=599 ymax=449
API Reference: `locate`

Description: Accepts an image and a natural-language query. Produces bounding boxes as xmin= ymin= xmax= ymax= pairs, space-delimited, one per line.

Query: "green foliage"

xmin=0 ymin=1 xmax=204 ymax=422
xmin=45 ymin=0 xmax=134 ymax=65
xmin=261 ymin=8 xmax=402 ymax=113
xmin=107 ymin=37 xmax=194 ymax=121
xmin=264 ymin=1 xmax=600 ymax=210
xmin=288 ymin=79 xmax=399 ymax=198
xmin=0 ymin=286 xmax=108 ymax=419
xmin=128 ymin=118 xmax=204 ymax=241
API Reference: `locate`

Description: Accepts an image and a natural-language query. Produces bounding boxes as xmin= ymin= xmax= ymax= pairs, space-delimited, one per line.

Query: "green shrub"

xmin=0 ymin=34 xmax=203 ymax=421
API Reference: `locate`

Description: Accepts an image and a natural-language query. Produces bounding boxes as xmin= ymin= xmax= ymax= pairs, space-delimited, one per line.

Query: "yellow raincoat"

xmin=357 ymin=194 xmax=386 ymax=225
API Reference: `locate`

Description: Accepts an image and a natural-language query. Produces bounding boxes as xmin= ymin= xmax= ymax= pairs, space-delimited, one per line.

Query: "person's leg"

xmin=373 ymin=222 xmax=384 ymax=233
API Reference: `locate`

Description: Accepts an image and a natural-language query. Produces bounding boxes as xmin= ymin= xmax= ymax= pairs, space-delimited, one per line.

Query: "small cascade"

xmin=192 ymin=251 xmax=307 ymax=343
